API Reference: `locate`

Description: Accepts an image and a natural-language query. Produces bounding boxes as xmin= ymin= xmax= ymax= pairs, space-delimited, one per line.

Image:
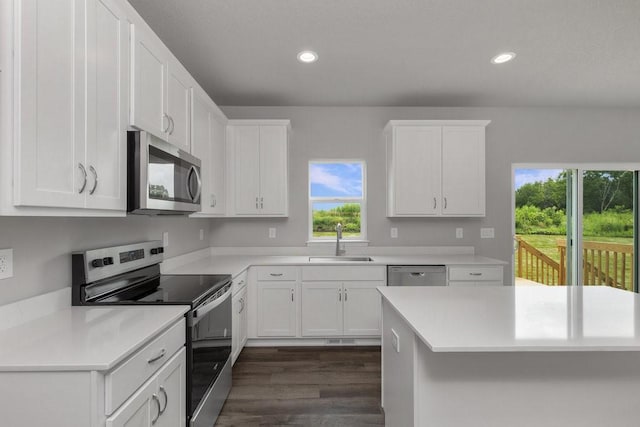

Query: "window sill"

xmin=306 ymin=240 xmax=370 ymax=247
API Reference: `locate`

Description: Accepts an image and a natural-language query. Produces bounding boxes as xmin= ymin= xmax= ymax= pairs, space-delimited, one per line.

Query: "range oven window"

xmin=148 ymin=146 xmax=199 ymax=203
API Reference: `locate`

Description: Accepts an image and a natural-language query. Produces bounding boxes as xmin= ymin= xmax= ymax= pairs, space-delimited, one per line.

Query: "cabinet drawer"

xmin=105 ymin=318 xmax=185 ymax=415
xmin=232 ymin=269 xmax=249 ymax=295
xmin=302 ymin=266 xmax=386 ymax=282
xmin=254 ymin=266 xmax=298 ymax=281
xmin=448 ymin=266 xmax=503 ymax=282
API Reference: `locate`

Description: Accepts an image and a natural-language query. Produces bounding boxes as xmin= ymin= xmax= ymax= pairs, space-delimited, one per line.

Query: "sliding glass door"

xmin=513 ymin=165 xmax=638 ymax=292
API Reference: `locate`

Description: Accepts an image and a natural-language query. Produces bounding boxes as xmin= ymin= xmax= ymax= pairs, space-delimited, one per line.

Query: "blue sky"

xmin=310 ymin=162 xmax=363 ymax=197
xmin=515 ymin=168 xmax=563 ymax=189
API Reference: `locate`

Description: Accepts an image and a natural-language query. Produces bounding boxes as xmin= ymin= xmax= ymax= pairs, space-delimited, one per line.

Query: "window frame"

xmin=308 ymin=160 xmax=367 ymax=242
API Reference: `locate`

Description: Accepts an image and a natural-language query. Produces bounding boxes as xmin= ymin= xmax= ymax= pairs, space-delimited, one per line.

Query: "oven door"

xmin=128 ymin=131 xmax=202 ymax=214
xmin=188 ymin=286 xmax=232 ymax=427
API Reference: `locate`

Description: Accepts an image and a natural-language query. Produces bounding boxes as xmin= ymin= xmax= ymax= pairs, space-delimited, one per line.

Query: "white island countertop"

xmin=164 ymin=254 xmax=506 ymax=278
xmin=0 ymin=305 xmax=189 ymax=371
xmin=379 ymin=285 xmax=640 ymax=352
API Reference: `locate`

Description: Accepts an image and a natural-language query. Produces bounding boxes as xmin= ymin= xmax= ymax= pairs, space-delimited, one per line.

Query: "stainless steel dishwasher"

xmin=387 ymin=265 xmax=447 ymax=286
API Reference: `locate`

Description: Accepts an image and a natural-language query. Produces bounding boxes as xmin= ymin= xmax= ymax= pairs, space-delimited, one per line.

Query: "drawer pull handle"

xmin=159 ymin=386 xmax=168 ymax=415
xmin=147 ymin=348 xmax=166 ymax=364
xmin=410 ymin=272 xmax=426 ymax=277
xmin=151 ymin=394 xmax=161 ymax=424
xmin=469 ymin=273 xmax=483 ymax=276
xmin=270 ymin=273 xmax=283 ymax=277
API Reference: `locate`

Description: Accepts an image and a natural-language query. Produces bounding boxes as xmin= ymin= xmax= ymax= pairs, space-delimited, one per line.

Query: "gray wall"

xmin=0 ymin=216 xmax=210 ymax=305
xmin=215 ymin=106 xmax=640 ymax=283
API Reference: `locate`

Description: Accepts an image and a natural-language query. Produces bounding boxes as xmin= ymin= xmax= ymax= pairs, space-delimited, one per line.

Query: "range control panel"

xmin=73 ymin=241 xmax=164 ymax=284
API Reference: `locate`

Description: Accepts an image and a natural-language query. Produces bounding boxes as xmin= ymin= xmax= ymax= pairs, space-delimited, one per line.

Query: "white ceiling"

xmin=129 ymin=0 xmax=640 ymax=107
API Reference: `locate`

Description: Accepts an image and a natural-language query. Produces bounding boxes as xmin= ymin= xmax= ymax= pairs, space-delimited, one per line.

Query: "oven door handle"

xmin=193 ymin=287 xmax=231 ymax=321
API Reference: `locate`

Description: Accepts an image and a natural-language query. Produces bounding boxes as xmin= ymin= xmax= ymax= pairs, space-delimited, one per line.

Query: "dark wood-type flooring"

xmin=215 ymin=347 xmax=384 ymax=426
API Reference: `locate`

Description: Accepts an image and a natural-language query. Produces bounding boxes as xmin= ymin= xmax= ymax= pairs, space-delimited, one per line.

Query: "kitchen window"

xmin=309 ymin=161 xmax=367 ymax=242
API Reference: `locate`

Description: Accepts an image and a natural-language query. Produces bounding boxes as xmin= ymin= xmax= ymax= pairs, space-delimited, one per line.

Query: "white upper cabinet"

xmin=13 ymin=0 xmax=127 ymax=212
xmin=130 ymin=23 xmax=167 ymax=140
xmin=130 ymin=21 xmax=192 ymax=151
xmin=227 ymin=120 xmax=290 ymax=217
xmin=190 ymin=86 xmax=227 ymax=216
xmin=166 ymin=60 xmax=191 ymax=152
xmin=385 ymin=120 xmax=490 ymax=217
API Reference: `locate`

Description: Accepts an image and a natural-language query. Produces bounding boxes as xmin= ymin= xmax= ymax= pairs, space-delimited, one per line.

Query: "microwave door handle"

xmin=193 ymin=287 xmax=231 ymax=324
xmin=187 ymin=165 xmax=202 ymax=202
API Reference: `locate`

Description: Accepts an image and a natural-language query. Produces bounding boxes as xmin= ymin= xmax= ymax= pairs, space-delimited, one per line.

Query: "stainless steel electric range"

xmin=71 ymin=241 xmax=231 ymax=427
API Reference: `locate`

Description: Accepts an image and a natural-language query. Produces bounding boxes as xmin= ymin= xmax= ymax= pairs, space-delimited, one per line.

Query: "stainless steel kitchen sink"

xmin=308 ymin=256 xmax=374 ymax=262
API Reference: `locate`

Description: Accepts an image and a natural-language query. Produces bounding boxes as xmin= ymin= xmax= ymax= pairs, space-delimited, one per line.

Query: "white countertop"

xmin=379 ymin=285 xmax=640 ymax=352
xmin=164 ymin=254 xmax=506 ymax=278
xmin=0 ymin=305 xmax=188 ymax=371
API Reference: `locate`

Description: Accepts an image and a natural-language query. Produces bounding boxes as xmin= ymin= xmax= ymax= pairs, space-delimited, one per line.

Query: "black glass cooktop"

xmin=97 ymin=273 xmax=231 ymax=306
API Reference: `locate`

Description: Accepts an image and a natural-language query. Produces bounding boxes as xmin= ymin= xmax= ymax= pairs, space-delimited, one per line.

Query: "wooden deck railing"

xmin=515 ymin=236 xmax=634 ymax=290
xmin=557 ymin=240 xmax=634 ymax=291
xmin=515 ymin=236 xmax=561 ymax=285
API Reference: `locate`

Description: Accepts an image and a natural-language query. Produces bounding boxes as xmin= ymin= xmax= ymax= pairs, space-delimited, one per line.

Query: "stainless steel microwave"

xmin=127 ymin=131 xmax=202 ymax=215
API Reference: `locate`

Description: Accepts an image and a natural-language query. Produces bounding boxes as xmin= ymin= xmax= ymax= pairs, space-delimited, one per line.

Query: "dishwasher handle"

xmin=388 ymin=265 xmax=446 ymax=274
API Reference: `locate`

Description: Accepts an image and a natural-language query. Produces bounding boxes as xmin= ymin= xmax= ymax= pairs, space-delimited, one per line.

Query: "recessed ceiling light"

xmin=297 ymin=50 xmax=318 ymax=63
xmin=491 ymin=52 xmax=516 ymax=64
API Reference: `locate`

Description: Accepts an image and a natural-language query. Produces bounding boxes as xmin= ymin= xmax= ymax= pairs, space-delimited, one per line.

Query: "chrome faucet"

xmin=335 ymin=223 xmax=346 ymax=256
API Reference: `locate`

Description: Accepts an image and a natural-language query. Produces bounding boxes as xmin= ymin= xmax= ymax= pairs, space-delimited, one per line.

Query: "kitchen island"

xmin=379 ymin=286 xmax=640 ymax=427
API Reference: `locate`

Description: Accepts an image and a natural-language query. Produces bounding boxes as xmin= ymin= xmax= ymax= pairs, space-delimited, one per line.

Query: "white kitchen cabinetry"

xmin=231 ymin=270 xmax=248 ymax=364
xmin=107 ymin=348 xmax=186 ymax=427
xmin=255 ymin=266 xmax=297 ymax=337
xmin=227 ymin=120 xmax=290 ymax=216
xmin=385 ymin=120 xmax=490 ymax=217
xmin=301 ymin=266 xmax=385 ymax=337
xmin=448 ymin=265 xmax=504 ymax=287
xmin=130 ymin=23 xmax=192 ymax=151
xmin=13 ymin=0 xmax=127 ymax=211
xmin=190 ymin=86 xmax=227 ymax=216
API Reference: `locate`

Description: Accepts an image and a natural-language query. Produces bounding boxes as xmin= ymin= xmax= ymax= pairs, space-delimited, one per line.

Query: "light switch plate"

xmin=269 ymin=228 xmax=276 ymax=238
xmin=391 ymin=328 xmax=400 ymax=353
xmin=199 ymin=229 xmax=204 ymax=241
xmin=0 ymin=248 xmax=14 ymax=280
xmin=481 ymin=227 xmax=495 ymax=239
xmin=456 ymin=228 xmax=463 ymax=239
xmin=390 ymin=228 xmax=398 ymax=239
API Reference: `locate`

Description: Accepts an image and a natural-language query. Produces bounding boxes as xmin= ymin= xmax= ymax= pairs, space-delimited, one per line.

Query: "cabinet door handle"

xmin=338 ymin=290 xmax=342 ymax=302
xmin=260 ymin=197 xmax=264 ymax=209
xmin=163 ymin=113 xmax=171 ymax=133
xmin=151 ymin=394 xmax=161 ymax=424
xmin=344 ymin=289 xmax=348 ymax=301
xmin=147 ymin=348 xmax=166 ymax=364
xmin=255 ymin=197 xmax=259 ymax=209
xmin=444 ymin=197 xmax=448 ymax=209
xmin=168 ymin=116 xmax=175 ymax=135
xmin=158 ymin=386 xmax=168 ymax=414
xmin=88 ymin=166 xmax=98 ymax=195
xmin=78 ymin=163 xmax=87 ymax=194
xmin=291 ymin=289 xmax=294 ymax=302
xmin=433 ymin=197 xmax=436 ymax=209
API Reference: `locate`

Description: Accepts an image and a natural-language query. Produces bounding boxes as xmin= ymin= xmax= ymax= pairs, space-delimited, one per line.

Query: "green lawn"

xmin=313 ymin=231 xmax=361 ymax=238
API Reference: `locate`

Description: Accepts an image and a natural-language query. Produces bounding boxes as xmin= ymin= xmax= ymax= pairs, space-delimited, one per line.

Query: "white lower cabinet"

xmin=107 ymin=348 xmax=186 ymax=427
xmin=256 ymin=282 xmax=297 ymax=337
xmin=232 ymin=280 xmax=248 ymax=364
xmin=301 ymin=281 xmax=382 ymax=337
xmin=447 ymin=265 xmax=504 ymax=286
xmin=300 ymin=266 xmax=385 ymax=338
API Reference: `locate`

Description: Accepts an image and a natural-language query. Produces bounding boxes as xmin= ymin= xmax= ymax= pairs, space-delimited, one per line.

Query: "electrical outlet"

xmin=391 ymin=329 xmax=400 ymax=353
xmin=481 ymin=227 xmax=495 ymax=239
xmin=0 ymin=249 xmax=14 ymax=280
xmin=163 ymin=231 xmax=169 ymax=247
xmin=456 ymin=228 xmax=463 ymax=239
xmin=269 ymin=228 xmax=276 ymax=239
xmin=199 ymin=229 xmax=204 ymax=241
xmin=390 ymin=228 xmax=398 ymax=238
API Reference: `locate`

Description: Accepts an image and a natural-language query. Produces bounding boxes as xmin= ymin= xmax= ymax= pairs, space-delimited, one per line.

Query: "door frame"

xmin=511 ymin=162 xmax=640 ymax=288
